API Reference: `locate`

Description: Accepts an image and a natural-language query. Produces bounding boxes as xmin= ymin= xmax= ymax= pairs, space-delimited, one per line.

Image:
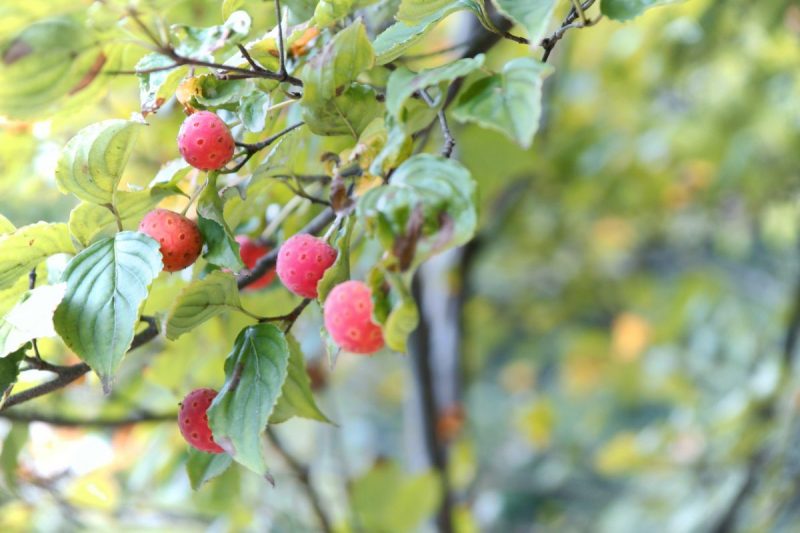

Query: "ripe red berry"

xmin=236 ymin=235 xmax=276 ymax=290
xmin=138 ymin=209 xmax=203 ymax=272
xmin=323 ymin=280 xmax=384 ymax=354
xmin=178 ymin=388 xmax=224 ymax=454
xmin=276 ymin=234 xmax=338 ymax=299
xmin=177 ymin=111 xmax=235 ymax=171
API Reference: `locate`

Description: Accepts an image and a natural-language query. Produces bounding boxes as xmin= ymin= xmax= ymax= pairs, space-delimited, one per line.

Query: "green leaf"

xmin=493 ymin=0 xmax=557 ymax=43
xmin=55 ymin=119 xmax=141 ymax=205
xmin=0 ymin=284 xmax=66 ymax=357
xmin=166 ymin=272 xmax=243 ymax=341
xmin=53 ymin=232 xmax=163 ymax=391
xmin=386 ymin=55 xmax=485 ymax=119
xmin=302 ymin=21 xmax=375 ymax=104
xmin=238 ymin=91 xmax=271 ymax=132
xmin=253 ymin=126 xmax=306 ymax=178
xmin=352 ymin=463 xmax=443 ymax=532
xmin=0 ymin=422 xmax=28 ymax=492
xmin=357 ymin=154 xmax=477 ymax=267
xmin=374 ymin=1 xmax=479 ymax=64
xmin=135 ymin=53 xmax=185 ymax=115
xmin=0 ymin=223 xmax=75 ymax=290
xmin=171 ymin=11 xmax=252 ymax=60
xmin=321 ymin=326 xmax=341 ymax=368
xmin=303 ymin=83 xmax=383 ymax=137
xmin=601 ymin=0 xmax=682 ymax=20
xmin=314 ymin=0 xmax=355 ymax=26
xmin=222 ymin=0 xmax=246 ymax=20
xmin=0 ymin=16 xmax=107 ymax=119
xmin=284 ymin=0 xmax=319 ymax=21
xmin=197 ymin=173 xmax=245 ymax=271
xmin=382 ymin=273 xmax=419 ymax=353
xmin=453 ymin=58 xmax=552 ymax=149
xmin=369 ymin=116 xmax=414 ymax=176
xmin=0 ymin=344 xmax=26 ymax=399
xmin=317 ymin=217 xmax=355 ymax=302
xmin=0 ymin=215 xmax=14 ymax=235
xmin=69 ymin=187 xmax=181 ymax=247
xmin=270 ymin=335 xmax=331 ymax=424
xmin=208 ymin=323 xmax=291 ymax=475
xmin=186 ymin=448 xmax=233 ymax=490
xmin=192 ymin=76 xmax=251 ymax=109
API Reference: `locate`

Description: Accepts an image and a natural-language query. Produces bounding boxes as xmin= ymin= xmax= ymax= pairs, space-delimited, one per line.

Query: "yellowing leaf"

xmin=516 ymin=399 xmax=555 ymax=447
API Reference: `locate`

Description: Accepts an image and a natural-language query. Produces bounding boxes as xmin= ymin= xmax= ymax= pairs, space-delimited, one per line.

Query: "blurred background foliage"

xmin=1 ymin=0 xmax=800 ymax=531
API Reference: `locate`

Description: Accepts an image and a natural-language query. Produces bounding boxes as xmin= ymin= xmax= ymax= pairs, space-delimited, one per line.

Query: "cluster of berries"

xmin=135 ymin=111 xmax=385 ymax=453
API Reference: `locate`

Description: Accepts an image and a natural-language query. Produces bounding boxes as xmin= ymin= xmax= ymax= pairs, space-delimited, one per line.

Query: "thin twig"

xmin=0 ymin=317 xmax=159 ymax=411
xmin=419 ymin=90 xmax=455 ymax=158
xmin=236 ymin=44 xmax=264 ymax=72
xmin=0 ymin=409 xmax=176 ymax=427
xmin=275 ymin=0 xmax=288 ymax=79
xmin=222 ymin=122 xmax=305 ymax=174
xmin=266 ymin=428 xmax=333 ymax=533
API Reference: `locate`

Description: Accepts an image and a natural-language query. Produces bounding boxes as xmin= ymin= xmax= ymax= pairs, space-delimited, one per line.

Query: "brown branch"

xmin=266 ymin=428 xmax=333 ymax=533
xmin=541 ymin=0 xmax=600 ymax=62
xmin=1 ymin=316 xmax=159 ymax=412
xmin=0 ymin=409 xmax=176 ymax=427
xmin=222 ymin=122 xmax=305 ymax=174
xmin=419 ymin=90 xmax=455 ymax=158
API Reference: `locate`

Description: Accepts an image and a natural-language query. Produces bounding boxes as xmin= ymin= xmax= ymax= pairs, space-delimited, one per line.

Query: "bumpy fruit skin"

xmin=323 ymin=280 xmax=384 ymax=354
xmin=139 ymin=209 xmax=203 ymax=272
xmin=177 ymin=111 xmax=235 ymax=171
xmin=236 ymin=236 xmax=276 ymax=290
xmin=276 ymin=234 xmax=338 ymax=299
xmin=178 ymin=388 xmax=224 ymax=454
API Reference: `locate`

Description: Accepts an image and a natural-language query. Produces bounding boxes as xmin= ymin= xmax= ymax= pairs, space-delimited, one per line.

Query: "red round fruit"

xmin=177 ymin=111 xmax=235 ymax=171
xmin=276 ymin=234 xmax=338 ymax=299
xmin=178 ymin=388 xmax=224 ymax=454
xmin=138 ymin=209 xmax=203 ymax=272
xmin=323 ymin=280 xmax=384 ymax=354
xmin=236 ymin=235 xmax=276 ymax=290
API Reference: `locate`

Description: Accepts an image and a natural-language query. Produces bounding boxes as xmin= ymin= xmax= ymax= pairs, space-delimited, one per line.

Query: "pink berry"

xmin=177 ymin=111 xmax=235 ymax=171
xmin=236 ymin=235 xmax=276 ymax=290
xmin=178 ymin=388 xmax=224 ymax=454
xmin=138 ymin=209 xmax=204 ymax=272
xmin=323 ymin=280 xmax=384 ymax=355
xmin=276 ymin=234 xmax=338 ymax=299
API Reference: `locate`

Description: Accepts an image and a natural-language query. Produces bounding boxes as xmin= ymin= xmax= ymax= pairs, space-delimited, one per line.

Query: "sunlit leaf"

xmin=55 ymin=119 xmax=141 ymax=205
xmin=270 ymin=335 xmax=331 ymax=424
xmin=452 ymin=58 xmax=552 ymax=149
xmin=601 ymin=0 xmax=683 ymax=21
xmin=186 ymin=448 xmax=233 ymax=490
xmin=53 ymin=232 xmax=162 ymax=390
xmin=0 ymin=223 xmax=74 ymax=290
xmin=166 ymin=271 xmax=243 ymax=340
xmin=0 ymin=283 xmax=66 ymax=357
xmin=492 ymin=0 xmax=557 ymax=43
xmin=208 ymin=323 xmax=290 ymax=475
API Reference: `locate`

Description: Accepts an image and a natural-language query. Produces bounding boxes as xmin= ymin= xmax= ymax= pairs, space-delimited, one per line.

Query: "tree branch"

xmin=266 ymin=428 xmax=333 ymax=533
xmin=0 ymin=409 xmax=176 ymax=427
xmin=0 ymin=317 xmax=160 ymax=412
xmin=222 ymin=122 xmax=305 ymax=174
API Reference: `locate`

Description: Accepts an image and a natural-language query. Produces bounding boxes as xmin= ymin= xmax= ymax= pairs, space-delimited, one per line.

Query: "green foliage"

xmin=208 ymin=323 xmax=290 ymax=475
xmin=186 ymin=448 xmax=234 ymax=490
xmin=166 ymin=272 xmax=244 ymax=341
xmin=601 ymin=0 xmax=682 ymax=20
xmin=55 ymin=120 xmax=141 ymax=205
xmin=0 ymin=223 xmax=74 ymax=290
xmin=358 ymin=154 xmax=477 ymax=267
xmin=53 ymin=232 xmax=162 ymax=390
xmin=270 ymin=335 xmax=331 ymax=424
xmin=453 ymin=58 xmax=552 ymax=149
xmin=2 ymin=0 xmax=786 ymax=531
xmin=0 ymin=284 xmax=65 ymax=357
xmin=493 ymin=0 xmax=557 ymax=43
